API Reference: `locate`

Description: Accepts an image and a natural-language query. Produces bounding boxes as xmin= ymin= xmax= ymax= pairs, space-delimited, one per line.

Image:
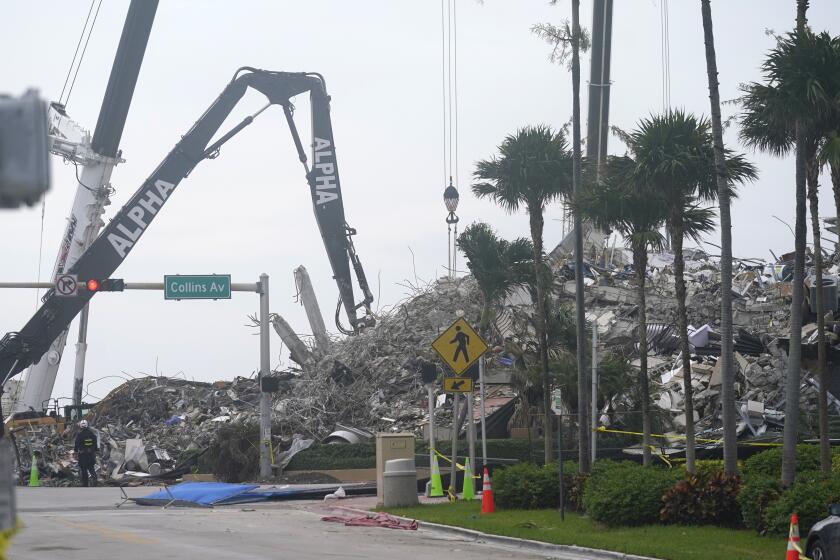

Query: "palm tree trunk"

xmin=571 ymin=0 xmax=590 ymax=474
xmin=700 ymin=0 xmax=737 ymax=476
xmin=671 ymin=224 xmax=696 ymax=474
xmin=783 ymin=122 xmax=808 ymax=487
xmin=797 ymin=0 xmax=809 ymax=30
xmin=634 ymin=245 xmax=652 ymax=467
xmin=832 ymin=162 xmax=840 ymax=254
xmin=783 ymin=3 xmax=809 ymax=489
xmin=807 ymin=160 xmax=831 ymax=475
xmin=528 ymin=208 xmax=552 ymax=465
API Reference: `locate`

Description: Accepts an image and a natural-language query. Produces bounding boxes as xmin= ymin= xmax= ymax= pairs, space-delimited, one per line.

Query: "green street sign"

xmin=164 ymin=274 xmax=231 ymax=300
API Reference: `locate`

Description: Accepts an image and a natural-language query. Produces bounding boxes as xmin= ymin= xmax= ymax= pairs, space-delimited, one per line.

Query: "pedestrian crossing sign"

xmin=431 ymin=317 xmax=488 ymax=376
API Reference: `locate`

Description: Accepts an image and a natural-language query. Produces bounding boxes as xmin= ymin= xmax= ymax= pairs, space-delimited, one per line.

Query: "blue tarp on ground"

xmin=134 ymin=481 xmax=378 ymax=507
xmin=135 ymin=482 xmax=260 ymax=506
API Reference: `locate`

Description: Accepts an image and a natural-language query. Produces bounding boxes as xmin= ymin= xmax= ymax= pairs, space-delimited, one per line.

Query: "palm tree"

xmin=473 ymin=125 xmax=573 ymax=464
xmin=740 ymin=25 xmax=840 ymax=482
xmin=700 ymin=0 xmax=738 ymax=476
xmin=531 ymin=0 xmax=591 ymax=473
xmin=624 ymin=111 xmax=756 ymax=474
xmin=575 ymin=155 xmax=667 ymax=466
xmin=457 ymin=222 xmax=533 ymax=335
xmin=568 ymin=0 xmax=589 ymax=475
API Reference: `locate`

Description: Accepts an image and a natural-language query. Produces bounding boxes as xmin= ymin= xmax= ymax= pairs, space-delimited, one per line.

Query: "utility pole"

xmin=259 ymin=274 xmax=272 ymax=480
xmin=591 ymin=323 xmax=598 ymax=464
xmin=586 ymin=0 xmax=614 ymax=177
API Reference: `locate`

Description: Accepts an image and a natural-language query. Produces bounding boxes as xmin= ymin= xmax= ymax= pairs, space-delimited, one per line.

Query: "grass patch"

xmin=383 ymin=502 xmax=785 ymax=560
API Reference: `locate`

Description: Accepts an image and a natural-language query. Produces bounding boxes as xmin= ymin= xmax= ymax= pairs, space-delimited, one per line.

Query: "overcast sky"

xmin=2 ymin=1 xmax=839 ymax=405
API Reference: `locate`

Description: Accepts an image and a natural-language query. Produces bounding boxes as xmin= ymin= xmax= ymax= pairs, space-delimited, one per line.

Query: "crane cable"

xmin=660 ymin=0 xmax=671 ymax=111
xmin=38 ymin=1 xmax=103 ymax=305
xmin=60 ymin=0 xmax=104 ymax=108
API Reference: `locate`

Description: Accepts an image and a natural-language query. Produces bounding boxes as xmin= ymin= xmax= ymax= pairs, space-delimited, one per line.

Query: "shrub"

xmin=207 ymin=422 xmax=260 ymax=482
xmin=744 ymin=445 xmax=821 ymax=478
xmin=494 ymin=461 xmax=582 ymax=510
xmin=701 ymin=472 xmax=742 ymax=527
xmin=564 ymin=471 xmax=589 ymax=512
xmin=763 ymin=475 xmax=840 ymax=536
xmin=660 ymin=475 xmax=705 ymax=525
xmin=583 ymin=461 xmax=681 ymax=526
xmin=494 ymin=462 xmax=557 ymax=509
xmin=737 ymin=475 xmax=783 ymax=533
xmin=832 ymin=454 xmax=840 ymax=474
xmin=660 ymin=472 xmax=741 ymax=527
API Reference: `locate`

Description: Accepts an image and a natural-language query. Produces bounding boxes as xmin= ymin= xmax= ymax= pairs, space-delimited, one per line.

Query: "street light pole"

xmin=444 ymin=182 xmax=459 ymax=279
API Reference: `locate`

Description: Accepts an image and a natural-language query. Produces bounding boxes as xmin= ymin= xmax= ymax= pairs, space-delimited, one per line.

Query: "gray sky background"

xmin=2 ymin=1 xmax=839 ymax=405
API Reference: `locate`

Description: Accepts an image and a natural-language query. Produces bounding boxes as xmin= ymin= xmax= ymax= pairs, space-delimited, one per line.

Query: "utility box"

xmin=376 ymin=433 xmax=415 ymax=507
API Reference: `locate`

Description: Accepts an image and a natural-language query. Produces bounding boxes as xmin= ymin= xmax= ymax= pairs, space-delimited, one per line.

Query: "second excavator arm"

xmin=0 ymin=67 xmax=374 ymax=383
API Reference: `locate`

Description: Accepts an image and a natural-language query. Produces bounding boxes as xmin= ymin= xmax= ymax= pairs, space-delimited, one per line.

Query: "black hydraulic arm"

xmin=0 ymin=68 xmax=374 ymax=382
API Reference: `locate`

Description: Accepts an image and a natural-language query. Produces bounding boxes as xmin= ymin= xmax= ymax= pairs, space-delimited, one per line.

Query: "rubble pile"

xmin=15 ymin=277 xmax=486 ymax=484
xmin=553 ymin=243 xmax=840 ymax=448
xmin=273 ymin=276 xmax=483 ymax=438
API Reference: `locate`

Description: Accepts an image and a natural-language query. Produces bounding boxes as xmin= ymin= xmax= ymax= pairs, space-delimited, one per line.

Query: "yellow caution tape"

xmin=0 ymin=521 xmax=20 ymax=560
xmin=431 ymin=448 xmax=481 ymax=479
xmin=595 ymin=426 xmax=783 ymax=448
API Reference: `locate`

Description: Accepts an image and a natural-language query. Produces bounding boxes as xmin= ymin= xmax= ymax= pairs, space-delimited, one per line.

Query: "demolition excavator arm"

xmin=0 ymin=68 xmax=375 ymax=385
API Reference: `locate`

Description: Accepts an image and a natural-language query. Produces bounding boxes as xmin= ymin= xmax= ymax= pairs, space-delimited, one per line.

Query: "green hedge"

xmin=743 ymin=445 xmax=821 ymax=479
xmin=583 ymin=461 xmax=681 ymax=527
xmin=763 ymin=474 xmax=840 ymax=536
xmin=737 ymin=475 xmax=783 ymax=534
xmin=493 ymin=461 xmax=586 ymax=511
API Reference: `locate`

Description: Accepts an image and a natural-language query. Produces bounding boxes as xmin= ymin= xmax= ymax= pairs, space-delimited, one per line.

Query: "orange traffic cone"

xmin=480 ymin=467 xmax=495 ymax=514
xmin=786 ymin=513 xmax=802 ymax=560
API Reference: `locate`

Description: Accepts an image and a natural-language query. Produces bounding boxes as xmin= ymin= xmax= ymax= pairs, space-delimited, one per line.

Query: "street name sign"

xmin=443 ymin=377 xmax=474 ymax=393
xmin=164 ymin=274 xmax=231 ymax=300
xmin=431 ymin=317 xmax=488 ymax=376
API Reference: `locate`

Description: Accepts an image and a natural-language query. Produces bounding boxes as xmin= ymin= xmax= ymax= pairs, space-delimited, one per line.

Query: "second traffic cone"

xmin=28 ymin=454 xmax=40 ymax=487
xmin=786 ymin=513 xmax=802 ymax=560
xmin=429 ymin=455 xmax=444 ymax=497
xmin=462 ymin=458 xmax=475 ymax=500
xmin=481 ymin=467 xmax=495 ymax=514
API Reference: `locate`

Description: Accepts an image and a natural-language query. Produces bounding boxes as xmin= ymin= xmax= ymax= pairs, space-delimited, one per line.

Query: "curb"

xmin=327 ymin=504 xmax=657 ymax=560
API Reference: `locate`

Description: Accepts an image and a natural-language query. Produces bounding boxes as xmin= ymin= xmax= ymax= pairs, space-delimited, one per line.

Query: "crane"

xmin=0 ymin=68 xmax=375 ymax=409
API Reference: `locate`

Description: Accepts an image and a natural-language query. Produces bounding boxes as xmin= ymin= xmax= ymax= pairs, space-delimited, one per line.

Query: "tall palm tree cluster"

xmin=458 ymin=1 xmax=840 ymax=484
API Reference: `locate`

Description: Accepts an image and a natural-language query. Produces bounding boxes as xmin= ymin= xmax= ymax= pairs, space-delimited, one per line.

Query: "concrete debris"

xmin=20 ymin=241 xmax=840 ymax=480
xmin=15 ymin=277 xmax=487 ymax=484
xmin=552 ymin=244 xmax=840 ymax=451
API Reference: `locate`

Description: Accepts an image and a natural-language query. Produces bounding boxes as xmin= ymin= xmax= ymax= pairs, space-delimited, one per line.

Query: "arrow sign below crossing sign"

xmin=443 ymin=377 xmax=473 ymax=393
xmin=164 ymin=274 xmax=231 ymax=300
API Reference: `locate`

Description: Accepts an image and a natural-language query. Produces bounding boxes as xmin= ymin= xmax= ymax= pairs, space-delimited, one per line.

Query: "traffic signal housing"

xmin=84 ymin=278 xmax=124 ymax=292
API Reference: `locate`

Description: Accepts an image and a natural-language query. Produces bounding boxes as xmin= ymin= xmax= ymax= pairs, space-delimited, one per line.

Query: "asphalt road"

xmin=8 ymin=487 xmax=569 ymax=560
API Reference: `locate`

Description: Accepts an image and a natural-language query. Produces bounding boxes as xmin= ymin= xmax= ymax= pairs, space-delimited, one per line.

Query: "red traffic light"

xmin=83 ymin=279 xmax=124 ymax=292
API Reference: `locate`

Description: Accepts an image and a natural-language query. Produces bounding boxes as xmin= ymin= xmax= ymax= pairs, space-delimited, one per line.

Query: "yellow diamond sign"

xmin=431 ymin=318 xmax=488 ymax=376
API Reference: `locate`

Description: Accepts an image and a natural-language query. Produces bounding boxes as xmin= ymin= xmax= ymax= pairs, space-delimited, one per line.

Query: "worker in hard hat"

xmin=74 ymin=420 xmax=98 ymax=487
